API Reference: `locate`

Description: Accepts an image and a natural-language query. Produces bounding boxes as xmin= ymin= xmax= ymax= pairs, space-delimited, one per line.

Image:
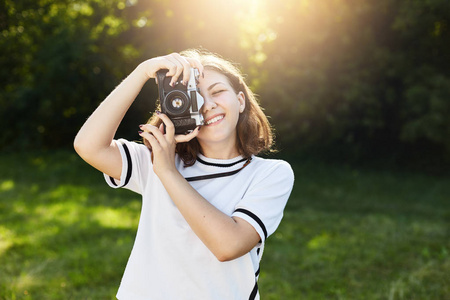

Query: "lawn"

xmin=1 ymin=151 xmax=449 ymax=299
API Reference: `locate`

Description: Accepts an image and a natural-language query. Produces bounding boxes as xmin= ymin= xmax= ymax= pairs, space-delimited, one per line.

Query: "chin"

xmin=198 ymin=130 xmax=235 ymax=144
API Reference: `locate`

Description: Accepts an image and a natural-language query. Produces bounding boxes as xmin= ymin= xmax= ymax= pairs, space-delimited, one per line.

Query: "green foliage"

xmin=1 ymin=152 xmax=449 ymax=299
xmin=258 ymin=0 xmax=450 ymax=158
xmin=1 ymin=0 xmax=449 ymax=164
xmin=0 ymin=0 xmax=143 ymax=149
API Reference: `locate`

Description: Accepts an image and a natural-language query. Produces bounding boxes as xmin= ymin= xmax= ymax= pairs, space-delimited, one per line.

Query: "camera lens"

xmin=171 ymin=97 xmax=183 ymax=109
xmin=163 ymin=90 xmax=190 ymax=116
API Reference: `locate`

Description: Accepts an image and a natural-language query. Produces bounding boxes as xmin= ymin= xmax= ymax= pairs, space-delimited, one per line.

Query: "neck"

xmin=199 ymin=141 xmax=240 ymax=160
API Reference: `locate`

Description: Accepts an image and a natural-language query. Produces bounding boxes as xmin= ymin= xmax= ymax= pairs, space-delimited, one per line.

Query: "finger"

xmin=145 ymin=56 xmax=176 ymax=79
xmin=141 ymin=124 xmax=166 ymax=146
xmin=165 ymin=54 xmax=184 ymax=86
xmin=172 ymin=53 xmax=192 ymax=85
xmin=139 ymin=131 xmax=161 ymax=152
xmin=156 ymin=113 xmax=175 ymax=141
xmin=185 ymin=57 xmax=204 ymax=78
xmin=175 ymin=126 xmax=200 ymax=143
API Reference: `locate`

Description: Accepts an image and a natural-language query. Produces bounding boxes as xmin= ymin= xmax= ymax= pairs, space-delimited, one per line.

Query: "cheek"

xmin=225 ymin=95 xmax=242 ymax=112
xmin=224 ymin=100 xmax=240 ymax=124
xmin=232 ymin=99 xmax=242 ymax=118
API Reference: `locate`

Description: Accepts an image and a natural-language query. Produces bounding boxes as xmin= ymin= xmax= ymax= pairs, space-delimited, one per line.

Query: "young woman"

xmin=74 ymin=49 xmax=294 ymax=300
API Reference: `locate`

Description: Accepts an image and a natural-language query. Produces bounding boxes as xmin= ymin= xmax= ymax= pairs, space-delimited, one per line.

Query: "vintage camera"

xmin=156 ymin=68 xmax=204 ymax=134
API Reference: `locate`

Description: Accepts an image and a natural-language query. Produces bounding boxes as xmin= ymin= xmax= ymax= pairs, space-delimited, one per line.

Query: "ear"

xmin=237 ymin=91 xmax=246 ymax=113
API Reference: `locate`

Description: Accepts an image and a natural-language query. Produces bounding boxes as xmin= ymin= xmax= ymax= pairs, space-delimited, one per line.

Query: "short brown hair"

xmin=145 ymin=49 xmax=275 ymax=166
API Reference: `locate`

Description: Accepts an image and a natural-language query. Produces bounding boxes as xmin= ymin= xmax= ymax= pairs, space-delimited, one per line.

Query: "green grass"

xmin=1 ymin=152 xmax=449 ymax=299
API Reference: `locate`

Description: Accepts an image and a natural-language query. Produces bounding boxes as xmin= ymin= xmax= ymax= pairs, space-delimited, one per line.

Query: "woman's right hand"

xmin=141 ymin=53 xmax=204 ymax=87
xmin=74 ymin=52 xmax=203 ymax=181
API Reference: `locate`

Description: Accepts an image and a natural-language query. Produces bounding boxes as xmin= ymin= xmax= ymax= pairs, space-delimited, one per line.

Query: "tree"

xmin=1 ymin=0 xmax=449 ymax=166
xmin=0 ymin=0 xmax=143 ymax=149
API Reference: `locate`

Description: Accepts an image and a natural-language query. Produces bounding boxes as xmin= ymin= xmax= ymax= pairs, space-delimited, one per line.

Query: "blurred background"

xmin=1 ymin=0 xmax=449 ymax=169
xmin=1 ymin=0 xmax=449 ymax=299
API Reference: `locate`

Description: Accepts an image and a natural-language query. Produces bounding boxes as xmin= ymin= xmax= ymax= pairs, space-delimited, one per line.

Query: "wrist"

xmin=157 ymin=167 xmax=183 ymax=186
xmin=137 ymin=59 xmax=158 ymax=81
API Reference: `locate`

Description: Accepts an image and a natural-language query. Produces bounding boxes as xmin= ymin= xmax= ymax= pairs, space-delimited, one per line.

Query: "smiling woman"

xmin=73 ymin=49 xmax=294 ymax=300
xmin=191 ymin=69 xmax=245 ymax=158
xmin=147 ymin=49 xmax=274 ymax=165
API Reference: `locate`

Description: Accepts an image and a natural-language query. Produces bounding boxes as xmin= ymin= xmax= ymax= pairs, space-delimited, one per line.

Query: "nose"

xmin=201 ymin=96 xmax=217 ymax=114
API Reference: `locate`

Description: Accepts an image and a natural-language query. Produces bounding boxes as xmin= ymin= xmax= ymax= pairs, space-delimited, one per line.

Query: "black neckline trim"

xmin=186 ymin=158 xmax=252 ymax=182
xmin=197 ymin=156 xmax=247 ymax=168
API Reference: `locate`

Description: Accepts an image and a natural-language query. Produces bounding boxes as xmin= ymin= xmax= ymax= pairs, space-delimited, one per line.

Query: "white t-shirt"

xmin=104 ymin=139 xmax=294 ymax=300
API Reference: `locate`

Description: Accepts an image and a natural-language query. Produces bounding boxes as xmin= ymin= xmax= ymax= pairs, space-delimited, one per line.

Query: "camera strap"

xmin=185 ymin=158 xmax=252 ymax=182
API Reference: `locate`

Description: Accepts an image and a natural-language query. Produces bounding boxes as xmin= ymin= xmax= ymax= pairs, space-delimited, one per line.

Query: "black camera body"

xmin=156 ymin=68 xmax=204 ymax=134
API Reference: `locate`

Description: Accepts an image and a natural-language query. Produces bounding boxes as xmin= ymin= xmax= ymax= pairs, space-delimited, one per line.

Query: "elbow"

xmin=73 ymin=135 xmax=81 ymax=154
xmin=211 ymin=226 xmax=260 ymax=262
xmin=216 ymin=252 xmax=234 ymax=263
xmin=213 ymin=246 xmax=243 ymax=262
xmin=73 ymin=134 xmax=93 ymax=159
xmin=73 ymin=134 xmax=85 ymax=156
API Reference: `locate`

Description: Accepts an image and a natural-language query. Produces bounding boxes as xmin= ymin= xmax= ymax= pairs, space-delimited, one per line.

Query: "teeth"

xmin=206 ymin=115 xmax=224 ymax=125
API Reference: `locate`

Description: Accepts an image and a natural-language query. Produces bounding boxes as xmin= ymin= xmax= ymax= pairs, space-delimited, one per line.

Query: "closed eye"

xmin=212 ymin=90 xmax=226 ymax=95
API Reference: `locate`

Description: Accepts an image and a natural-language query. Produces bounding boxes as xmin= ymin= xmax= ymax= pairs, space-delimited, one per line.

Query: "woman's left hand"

xmin=139 ymin=113 xmax=200 ymax=177
xmin=141 ymin=114 xmax=260 ymax=263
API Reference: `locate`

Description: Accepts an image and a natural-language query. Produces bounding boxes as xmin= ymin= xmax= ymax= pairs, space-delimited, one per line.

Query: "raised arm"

xmin=74 ymin=54 xmax=204 ymax=179
xmin=74 ymin=63 xmax=148 ymax=179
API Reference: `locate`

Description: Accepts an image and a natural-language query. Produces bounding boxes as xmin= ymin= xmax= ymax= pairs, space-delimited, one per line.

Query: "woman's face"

xmin=196 ymin=69 xmax=245 ymax=153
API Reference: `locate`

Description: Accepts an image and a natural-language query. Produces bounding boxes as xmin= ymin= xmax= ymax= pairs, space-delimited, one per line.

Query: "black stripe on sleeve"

xmin=109 ymin=176 xmax=118 ymax=187
xmin=120 ymin=141 xmax=132 ymax=187
xmin=249 ymin=281 xmax=258 ymax=300
xmin=234 ymin=208 xmax=268 ymax=240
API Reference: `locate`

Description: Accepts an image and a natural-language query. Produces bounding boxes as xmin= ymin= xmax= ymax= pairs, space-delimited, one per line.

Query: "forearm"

xmin=159 ymin=170 xmax=259 ymax=261
xmin=134 ymin=53 xmax=256 ymax=260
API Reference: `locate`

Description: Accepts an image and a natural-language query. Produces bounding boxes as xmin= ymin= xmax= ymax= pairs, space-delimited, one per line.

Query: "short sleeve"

xmin=232 ymin=160 xmax=294 ymax=244
xmin=103 ymin=139 xmax=152 ymax=194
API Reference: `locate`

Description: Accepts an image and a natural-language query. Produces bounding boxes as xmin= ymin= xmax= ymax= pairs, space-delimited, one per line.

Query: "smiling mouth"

xmin=205 ymin=115 xmax=224 ymax=125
